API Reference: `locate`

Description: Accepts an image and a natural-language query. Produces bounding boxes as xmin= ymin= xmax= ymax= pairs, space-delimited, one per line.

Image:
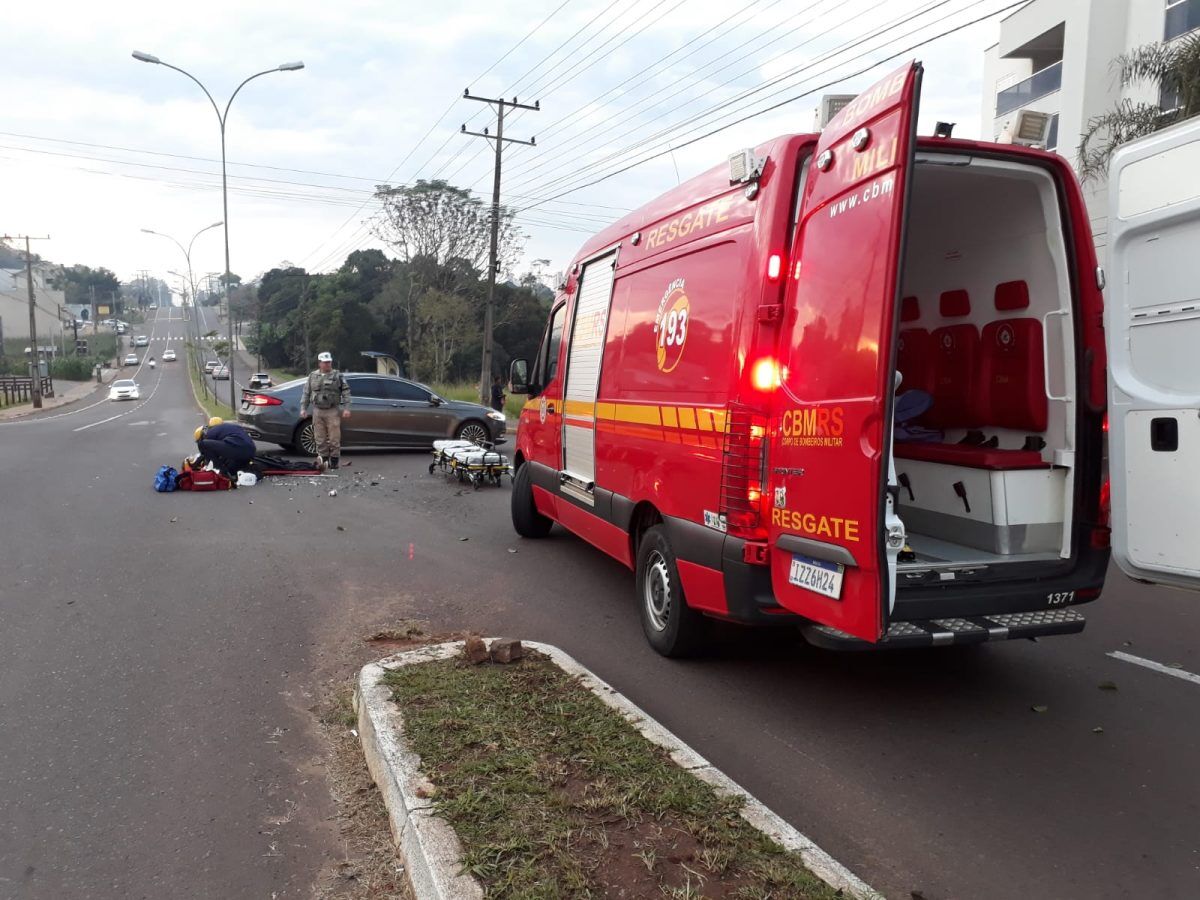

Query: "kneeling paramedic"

xmin=194 ymin=417 xmax=256 ymax=478
xmin=300 ymin=351 xmax=351 ymax=469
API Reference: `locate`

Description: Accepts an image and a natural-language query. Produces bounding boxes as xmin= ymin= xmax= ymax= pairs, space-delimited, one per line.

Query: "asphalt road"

xmin=1 ymin=306 xmax=1198 ymax=898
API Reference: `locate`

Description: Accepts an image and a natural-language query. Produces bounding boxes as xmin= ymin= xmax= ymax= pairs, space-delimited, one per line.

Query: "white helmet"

xmin=317 ymin=352 xmax=333 ymax=363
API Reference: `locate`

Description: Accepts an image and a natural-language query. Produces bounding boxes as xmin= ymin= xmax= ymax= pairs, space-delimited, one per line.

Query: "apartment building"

xmin=981 ymin=0 xmax=1199 ymax=250
xmin=0 ymin=262 xmax=66 ymax=343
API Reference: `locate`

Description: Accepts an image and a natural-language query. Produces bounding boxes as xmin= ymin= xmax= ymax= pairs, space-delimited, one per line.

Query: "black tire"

xmin=636 ymin=525 xmax=707 ymax=658
xmin=511 ymin=463 xmax=552 ymax=538
xmin=456 ymin=420 xmax=490 ymax=445
xmin=294 ymin=420 xmax=317 ymax=456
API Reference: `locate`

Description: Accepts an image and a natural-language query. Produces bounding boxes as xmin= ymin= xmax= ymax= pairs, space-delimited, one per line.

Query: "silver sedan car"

xmin=237 ymin=373 xmax=506 ymax=454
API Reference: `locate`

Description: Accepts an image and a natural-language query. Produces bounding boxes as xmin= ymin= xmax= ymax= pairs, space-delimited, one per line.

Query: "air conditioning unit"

xmin=817 ymin=94 xmax=857 ymax=130
xmin=1001 ymin=109 xmax=1053 ymax=147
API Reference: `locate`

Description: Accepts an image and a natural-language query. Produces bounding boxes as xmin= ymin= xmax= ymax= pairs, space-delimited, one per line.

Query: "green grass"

xmin=430 ymin=381 xmax=524 ymax=423
xmin=187 ymin=345 xmax=235 ymax=421
xmin=384 ymin=653 xmax=841 ymax=900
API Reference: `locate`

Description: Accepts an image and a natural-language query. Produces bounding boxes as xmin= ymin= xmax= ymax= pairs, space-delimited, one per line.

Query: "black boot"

xmin=330 ymin=456 xmax=340 ymax=469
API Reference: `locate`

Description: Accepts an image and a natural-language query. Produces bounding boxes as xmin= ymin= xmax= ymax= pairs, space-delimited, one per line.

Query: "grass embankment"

xmin=187 ymin=346 xmax=235 ymax=421
xmin=430 ymin=381 xmax=525 ymax=424
xmin=384 ymin=653 xmax=840 ymax=899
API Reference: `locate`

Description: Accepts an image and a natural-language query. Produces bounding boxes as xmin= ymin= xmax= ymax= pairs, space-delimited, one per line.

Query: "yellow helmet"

xmin=193 ymin=426 xmax=204 ymax=441
xmin=207 ymin=416 xmax=223 ymax=427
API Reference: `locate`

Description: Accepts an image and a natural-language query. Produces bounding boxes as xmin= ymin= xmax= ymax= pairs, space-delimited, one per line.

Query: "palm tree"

xmin=1077 ymin=32 xmax=1200 ymax=182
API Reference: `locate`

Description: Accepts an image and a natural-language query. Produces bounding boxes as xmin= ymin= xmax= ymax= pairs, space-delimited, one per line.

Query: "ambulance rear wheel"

xmin=512 ymin=463 xmax=552 ymax=538
xmin=636 ymin=526 xmax=707 ymax=658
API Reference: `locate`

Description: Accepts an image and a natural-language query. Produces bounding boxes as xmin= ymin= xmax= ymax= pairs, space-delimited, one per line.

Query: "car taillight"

xmin=249 ymin=394 xmax=282 ymax=406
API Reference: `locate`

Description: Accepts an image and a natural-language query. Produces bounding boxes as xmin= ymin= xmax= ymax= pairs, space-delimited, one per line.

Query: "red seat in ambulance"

xmin=897 ymin=296 xmax=935 ymax=394
xmin=895 ymin=282 xmax=1048 ymax=470
xmin=917 ymin=289 xmax=979 ymax=429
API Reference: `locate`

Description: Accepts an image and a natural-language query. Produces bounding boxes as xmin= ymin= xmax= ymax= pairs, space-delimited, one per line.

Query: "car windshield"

xmin=114 ymin=380 xmax=135 ymax=387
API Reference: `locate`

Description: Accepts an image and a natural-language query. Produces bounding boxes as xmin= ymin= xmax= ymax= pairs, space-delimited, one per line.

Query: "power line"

xmin=417 ymin=0 xmax=631 ymax=182
xmin=299 ymin=0 xmax=580 ymax=270
xmin=506 ymin=0 xmax=948 ymax=196
xmin=520 ymin=0 xmax=1027 ymax=213
xmin=513 ymin=0 xmax=969 ymax=199
xmin=498 ymin=0 xmax=845 ymax=186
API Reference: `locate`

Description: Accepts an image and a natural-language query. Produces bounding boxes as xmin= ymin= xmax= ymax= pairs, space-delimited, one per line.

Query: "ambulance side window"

xmin=540 ymin=303 xmax=567 ymax=387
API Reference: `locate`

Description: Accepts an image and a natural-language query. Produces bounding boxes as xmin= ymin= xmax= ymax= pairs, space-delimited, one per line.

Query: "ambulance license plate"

xmin=788 ymin=554 xmax=844 ymax=600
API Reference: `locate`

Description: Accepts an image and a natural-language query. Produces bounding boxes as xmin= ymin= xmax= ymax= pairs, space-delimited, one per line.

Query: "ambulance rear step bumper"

xmin=802 ymin=607 xmax=1085 ymax=650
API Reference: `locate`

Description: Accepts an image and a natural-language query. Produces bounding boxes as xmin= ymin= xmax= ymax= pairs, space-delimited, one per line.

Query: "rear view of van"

xmin=511 ymin=61 xmax=1123 ymax=657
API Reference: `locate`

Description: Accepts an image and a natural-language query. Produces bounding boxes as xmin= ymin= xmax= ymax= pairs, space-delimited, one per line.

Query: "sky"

xmin=0 ymin=0 xmax=1014 ymax=295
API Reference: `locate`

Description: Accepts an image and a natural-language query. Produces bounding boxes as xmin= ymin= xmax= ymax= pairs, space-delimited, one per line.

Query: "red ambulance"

xmin=508 ymin=61 xmax=1200 ymax=655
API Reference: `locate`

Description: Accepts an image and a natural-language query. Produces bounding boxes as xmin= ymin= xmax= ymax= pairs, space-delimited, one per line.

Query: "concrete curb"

xmin=355 ymin=640 xmax=882 ymax=900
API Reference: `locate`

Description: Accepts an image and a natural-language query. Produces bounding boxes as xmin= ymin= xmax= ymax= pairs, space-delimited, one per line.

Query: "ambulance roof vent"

xmin=729 ymin=149 xmax=766 ymax=185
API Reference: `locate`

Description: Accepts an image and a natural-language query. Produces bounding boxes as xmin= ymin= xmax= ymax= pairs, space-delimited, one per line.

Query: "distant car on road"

xmin=162 ymin=349 xmax=177 ymax=362
xmin=238 ymin=373 xmax=506 ymax=454
xmin=212 ymin=365 xmax=230 ymax=380
xmin=133 ymin=335 xmax=149 ymax=347
xmin=108 ymin=379 xmax=140 ymax=401
xmin=204 ymin=360 xmax=219 ymax=374
xmin=122 ymin=353 xmax=139 ymax=366
xmin=248 ymin=373 xmax=272 ymax=389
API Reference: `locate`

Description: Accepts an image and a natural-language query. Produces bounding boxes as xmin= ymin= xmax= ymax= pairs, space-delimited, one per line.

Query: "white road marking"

xmin=74 ymin=413 xmax=123 ymax=432
xmin=1108 ymin=651 xmax=1200 ymax=687
xmin=2 ymin=307 xmax=172 ymax=427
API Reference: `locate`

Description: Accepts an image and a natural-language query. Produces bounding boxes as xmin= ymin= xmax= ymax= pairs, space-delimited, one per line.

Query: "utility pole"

xmin=462 ymin=90 xmax=539 ymax=405
xmin=2 ymin=234 xmax=51 ymax=408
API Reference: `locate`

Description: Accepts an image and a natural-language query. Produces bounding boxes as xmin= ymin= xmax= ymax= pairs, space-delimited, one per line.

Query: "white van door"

xmin=1107 ymin=116 xmax=1200 ymax=592
xmin=560 ymin=248 xmax=617 ymax=503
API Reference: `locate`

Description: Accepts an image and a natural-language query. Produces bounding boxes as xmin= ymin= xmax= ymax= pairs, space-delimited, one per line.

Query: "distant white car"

xmin=133 ymin=335 xmax=149 ymax=347
xmin=204 ymin=360 xmax=219 ymax=374
xmin=162 ymin=349 xmax=177 ymax=362
xmin=212 ymin=365 xmax=230 ymax=381
xmin=123 ymin=353 xmax=138 ymax=366
xmin=109 ymin=379 xmax=140 ymax=401
xmin=248 ymin=373 xmax=272 ymax=389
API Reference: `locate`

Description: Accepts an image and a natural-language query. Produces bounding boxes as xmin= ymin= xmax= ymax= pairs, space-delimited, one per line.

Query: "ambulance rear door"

xmin=765 ymin=61 xmax=922 ymax=642
xmin=1107 ymin=116 xmax=1200 ymax=593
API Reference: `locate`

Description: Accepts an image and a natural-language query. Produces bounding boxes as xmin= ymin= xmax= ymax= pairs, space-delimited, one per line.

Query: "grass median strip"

xmin=383 ymin=652 xmax=840 ymax=899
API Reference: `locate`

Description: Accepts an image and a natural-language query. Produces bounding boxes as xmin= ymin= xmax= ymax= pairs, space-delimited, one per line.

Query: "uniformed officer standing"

xmin=300 ymin=351 xmax=352 ymax=469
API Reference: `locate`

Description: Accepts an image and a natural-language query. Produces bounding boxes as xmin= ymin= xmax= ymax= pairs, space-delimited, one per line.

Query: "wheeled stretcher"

xmin=429 ymin=440 xmax=510 ymax=488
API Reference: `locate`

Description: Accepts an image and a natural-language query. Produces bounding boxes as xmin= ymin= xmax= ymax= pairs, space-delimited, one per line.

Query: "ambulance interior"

xmin=892 ymin=153 xmax=1078 ymax=575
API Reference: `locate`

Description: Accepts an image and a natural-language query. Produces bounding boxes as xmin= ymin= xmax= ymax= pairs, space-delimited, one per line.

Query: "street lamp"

xmin=143 ymin=222 xmax=222 ymax=390
xmin=132 ymin=51 xmax=304 ymax=410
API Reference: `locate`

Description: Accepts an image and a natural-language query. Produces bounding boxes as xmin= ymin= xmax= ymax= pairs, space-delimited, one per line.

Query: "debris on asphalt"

xmin=1093 ymin=727 xmax=1105 ymax=734
xmin=1099 ymin=681 xmax=1118 ymax=691
xmin=489 ymin=638 xmax=524 ymax=664
xmin=169 ymin=517 xmax=177 ymax=523
xmin=459 ymin=536 xmax=469 ymax=541
xmin=337 ymin=525 xmax=345 ymax=531
xmin=1031 ymin=705 xmax=1049 ymax=713
xmin=507 ymin=548 xmax=518 ymax=553
xmin=329 ymin=489 xmax=338 ymax=497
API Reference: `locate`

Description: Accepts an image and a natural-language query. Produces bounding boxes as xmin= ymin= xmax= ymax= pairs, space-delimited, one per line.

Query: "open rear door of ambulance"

xmin=766 ymin=62 xmax=922 ymax=642
xmin=1107 ymin=117 xmax=1200 ymax=594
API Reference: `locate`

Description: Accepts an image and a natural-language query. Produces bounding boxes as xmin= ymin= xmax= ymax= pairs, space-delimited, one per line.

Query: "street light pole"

xmin=143 ymin=222 xmax=221 ymax=397
xmin=132 ymin=51 xmax=304 ymax=410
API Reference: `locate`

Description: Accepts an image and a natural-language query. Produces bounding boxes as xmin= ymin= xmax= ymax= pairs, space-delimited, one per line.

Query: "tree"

xmin=411 ymin=289 xmax=473 ymax=383
xmin=1078 ymin=33 xmax=1200 ymax=181
xmin=374 ymin=180 xmax=522 ymax=274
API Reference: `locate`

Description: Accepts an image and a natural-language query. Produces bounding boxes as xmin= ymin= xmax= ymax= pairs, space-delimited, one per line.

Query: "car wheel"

xmin=294 ymin=420 xmax=317 ymax=456
xmin=456 ymin=420 xmax=490 ymax=445
xmin=511 ymin=463 xmax=552 ymax=538
xmin=636 ymin=525 xmax=708 ymax=658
